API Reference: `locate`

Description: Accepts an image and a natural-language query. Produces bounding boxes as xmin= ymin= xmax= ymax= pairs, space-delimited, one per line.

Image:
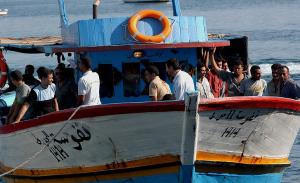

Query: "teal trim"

xmin=193 ymin=171 xmax=283 ymax=183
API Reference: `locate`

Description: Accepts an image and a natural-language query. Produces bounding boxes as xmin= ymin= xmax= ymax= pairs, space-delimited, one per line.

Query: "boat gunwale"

xmin=0 ymin=97 xmax=300 ymax=135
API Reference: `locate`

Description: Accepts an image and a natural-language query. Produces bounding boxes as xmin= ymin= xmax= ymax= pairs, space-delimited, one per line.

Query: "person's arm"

xmin=77 ymin=95 xmax=85 ymax=106
xmin=149 ymin=83 xmax=158 ymax=101
xmin=54 ymin=97 xmax=59 ymax=111
xmin=77 ymin=79 xmax=87 ymax=106
xmin=209 ymin=48 xmax=222 ymax=72
xmin=14 ymin=102 xmax=30 ymax=123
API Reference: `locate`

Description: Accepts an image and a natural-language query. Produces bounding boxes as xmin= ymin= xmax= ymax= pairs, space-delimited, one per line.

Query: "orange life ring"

xmin=0 ymin=51 xmax=8 ymax=88
xmin=128 ymin=9 xmax=172 ymax=43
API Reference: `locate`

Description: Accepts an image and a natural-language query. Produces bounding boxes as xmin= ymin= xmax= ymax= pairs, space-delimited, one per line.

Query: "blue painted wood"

xmin=193 ymin=171 xmax=283 ymax=183
xmin=170 ymin=16 xmax=181 ymax=43
xmin=188 ymin=17 xmax=197 ymax=42
xmin=57 ymin=0 xmax=69 ymax=27
xmin=195 ymin=16 xmax=208 ymax=42
xmin=84 ymin=48 xmax=197 ymax=104
xmin=179 ymin=17 xmax=189 ymax=42
xmin=64 ymin=16 xmax=208 ymax=47
xmin=172 ymin=0 xmax=182 ymax=16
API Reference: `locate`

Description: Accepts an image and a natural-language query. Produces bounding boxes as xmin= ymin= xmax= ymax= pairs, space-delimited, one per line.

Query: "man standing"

xmin=166 ymin=59 xmax=195 ymax=100
xmin=266 ymin=64 xmax=282 ymax=96
xmin=14 ymin=67 xmax=59 ymax=123
xmin=6 ymin=70 xmax=31 ymax=123
xmin=210 ymin=48 xmax=247 ymax=97
xmin=196 ymin=63 xmax=214 ymax=99
xmin=144 ymin=65 xmax=171 ymax=101
xmin=240 ymin=65 xmax=267 ymax=96
xmin=23 ymin=65 xmax=40 ymax=88
xmin=77 ymin=58 xmax=101 ymax=106
xmin=280 ymin=65 xmax=300 ymax=99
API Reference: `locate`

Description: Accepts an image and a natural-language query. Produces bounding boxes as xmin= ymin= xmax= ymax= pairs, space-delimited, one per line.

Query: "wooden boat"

xmin=0 ymin=0 xmax=299 ymax=183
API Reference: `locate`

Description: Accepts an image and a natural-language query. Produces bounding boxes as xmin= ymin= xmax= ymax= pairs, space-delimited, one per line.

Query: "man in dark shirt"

xmin=23 ymin=65 xmax=40 ymax=88
xmin=14 ymin=67 xmax=59 ymax=123
xmin=280 ymin=65 xmax=300 ymax=99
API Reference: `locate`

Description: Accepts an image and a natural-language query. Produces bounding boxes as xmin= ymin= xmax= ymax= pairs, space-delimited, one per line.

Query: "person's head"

xmin=37 ymin=67 xmax=53 ymax=86
xmin=232 ymin=60 xmax=244 ymax=76
xmin=166 ymin=58 xmax=181 ymax=77
xmin=280 ymin=65 xmax=290 ymax=82
xmin=199 ymin=63 xmax=207 ymax=78
xmin=144 ymin=65 xmax=159 ymax=83
xmin=271 ymin=63 xmax=282 ymax=81
xmin=78 ymin=58 xmax=92 ymax=73
xmin=222 ymin=60 xmax=229 ymax=71
xmin=10 ymin=70 xmax=23 ymax=86
xmin=216 ymin=58 xmax=223 ymax=69
xmin=25 ymin=65 xmax=35 ymax=75
xmin=55 ymin=63 xmax=66 ymax=82
xmin=250 ymin=65 xmax=262 ymax=80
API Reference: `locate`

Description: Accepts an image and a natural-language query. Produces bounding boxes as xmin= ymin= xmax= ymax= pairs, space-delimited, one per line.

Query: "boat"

xmin=0 ymin=0 xmax=299 ymax=183
xmin=0 ymin=9 xmax=8 ymax=16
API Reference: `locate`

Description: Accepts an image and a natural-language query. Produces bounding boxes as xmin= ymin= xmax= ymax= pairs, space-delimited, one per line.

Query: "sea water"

xmin=0 ymin=0 xmax=299 ymax=182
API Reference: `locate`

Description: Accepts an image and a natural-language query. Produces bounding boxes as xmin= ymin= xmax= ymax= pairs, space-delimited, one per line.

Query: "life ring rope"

xmin=128 ymin=9 xmax=172 ymax=43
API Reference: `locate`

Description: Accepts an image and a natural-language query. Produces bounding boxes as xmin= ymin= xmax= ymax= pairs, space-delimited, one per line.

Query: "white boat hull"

xmin=0 ymin=97 xmax=299 ymax=183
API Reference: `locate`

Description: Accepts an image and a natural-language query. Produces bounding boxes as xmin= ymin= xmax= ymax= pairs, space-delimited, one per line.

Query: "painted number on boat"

xmin=32 ymin=122 xmax=91 ymax=162
xmin=208 ymin=109 xmax=260 ymax=138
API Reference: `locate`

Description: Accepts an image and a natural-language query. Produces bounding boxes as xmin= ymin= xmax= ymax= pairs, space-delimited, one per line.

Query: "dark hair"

xmin=56 ymin=63 xmax=65 ymax=70
xmin=222 ymin=59 xmax=228 ymax=64
xmin=10 ymin=70 xmax=23 ymax=81
xmin=199 ymin=63 xmax=206 ymax=69
xmin=25 ymin=65 xmax=35 ymax=75
xmin=232 ymin=60 xmax=244 ymax=67
xmin=145 ymin=65 xmax=159 ymax=76
xmin=80 ymin=58 xmax=91 ymax=70
xmin=166 ymin=58 xmax=181 ymax=70
xmin=280 ymin=65 xmax=289 ymax=72
xmin=36 ymin=67 xmax=52 ymax=79
xmin=250 ymin=65 xmax=260 ymax=74
xmin=271 ymin=63 xmax=282 ymax=70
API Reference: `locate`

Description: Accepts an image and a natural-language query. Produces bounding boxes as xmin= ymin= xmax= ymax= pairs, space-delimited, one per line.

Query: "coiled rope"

xmin=0 ymin=105 xmax=83 ymax=177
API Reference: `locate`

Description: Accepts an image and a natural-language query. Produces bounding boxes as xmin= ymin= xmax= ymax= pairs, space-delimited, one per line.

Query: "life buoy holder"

xmin=128 ymin=9 xmax=172 ymax=43
xmin=0 ymin=51 xmax=8 ymax=88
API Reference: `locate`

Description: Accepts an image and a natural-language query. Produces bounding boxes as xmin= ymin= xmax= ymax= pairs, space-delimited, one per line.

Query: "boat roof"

xmin=0 ymin=36 xmax=62 ymax=53
xmin=0 ymin=34 xmax=240 ymax=54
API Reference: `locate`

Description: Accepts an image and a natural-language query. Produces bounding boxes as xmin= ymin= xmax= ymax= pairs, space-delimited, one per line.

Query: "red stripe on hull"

xmin=1 ymin=97 xmax=300 ymax=134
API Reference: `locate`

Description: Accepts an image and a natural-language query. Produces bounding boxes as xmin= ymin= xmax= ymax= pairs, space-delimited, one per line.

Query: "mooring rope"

xmin=0 ymin=105 xmax=83 ymax=178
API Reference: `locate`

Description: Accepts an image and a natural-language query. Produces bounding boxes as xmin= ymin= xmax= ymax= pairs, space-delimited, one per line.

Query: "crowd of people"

xmin=144 ymin=48 xmax=300 ymax=102
xmin=5 ymin=58 xmax=100 ymax=124
xmin=3 ymin=49 xmax=300 ymax=124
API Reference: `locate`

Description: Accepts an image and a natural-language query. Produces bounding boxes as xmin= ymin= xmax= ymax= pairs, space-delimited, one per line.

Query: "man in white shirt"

xmin=240 ymin=65 xmax=267 ymax=96
xmin=77 ymin=58 xmax=101 ymax=106
xmin=166 ymin=59 xmax=195 ymax=100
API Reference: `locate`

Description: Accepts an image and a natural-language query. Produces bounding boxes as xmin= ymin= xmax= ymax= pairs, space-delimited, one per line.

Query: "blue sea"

xmin=0 ymin=0 xmax=300 ymax=182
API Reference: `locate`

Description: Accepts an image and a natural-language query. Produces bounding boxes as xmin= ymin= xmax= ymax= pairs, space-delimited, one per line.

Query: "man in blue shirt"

xmin=280 ymin=65 xmax=300 ymax=100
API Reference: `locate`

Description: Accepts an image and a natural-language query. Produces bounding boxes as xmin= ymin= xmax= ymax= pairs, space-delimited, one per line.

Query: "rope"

xmin=0 ymin=105 xmax=83 ymax=177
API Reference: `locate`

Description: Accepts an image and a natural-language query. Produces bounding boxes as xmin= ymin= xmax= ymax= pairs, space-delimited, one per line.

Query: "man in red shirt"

xmin=207 ymin=58 xmax=225 ymax=98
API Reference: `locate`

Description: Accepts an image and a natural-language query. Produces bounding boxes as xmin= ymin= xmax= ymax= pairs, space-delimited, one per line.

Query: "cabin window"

xmin=122 ymin=63 xmax=140 ymax=97
xmin=97 ymin=64 xmax=114 ymax=98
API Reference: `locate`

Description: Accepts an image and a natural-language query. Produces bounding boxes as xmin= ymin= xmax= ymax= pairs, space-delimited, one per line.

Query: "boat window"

xmin=97 ymin=64 xmax=114 ymax=98
xmin=122 ymin=63 xmax=140 ymax=97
